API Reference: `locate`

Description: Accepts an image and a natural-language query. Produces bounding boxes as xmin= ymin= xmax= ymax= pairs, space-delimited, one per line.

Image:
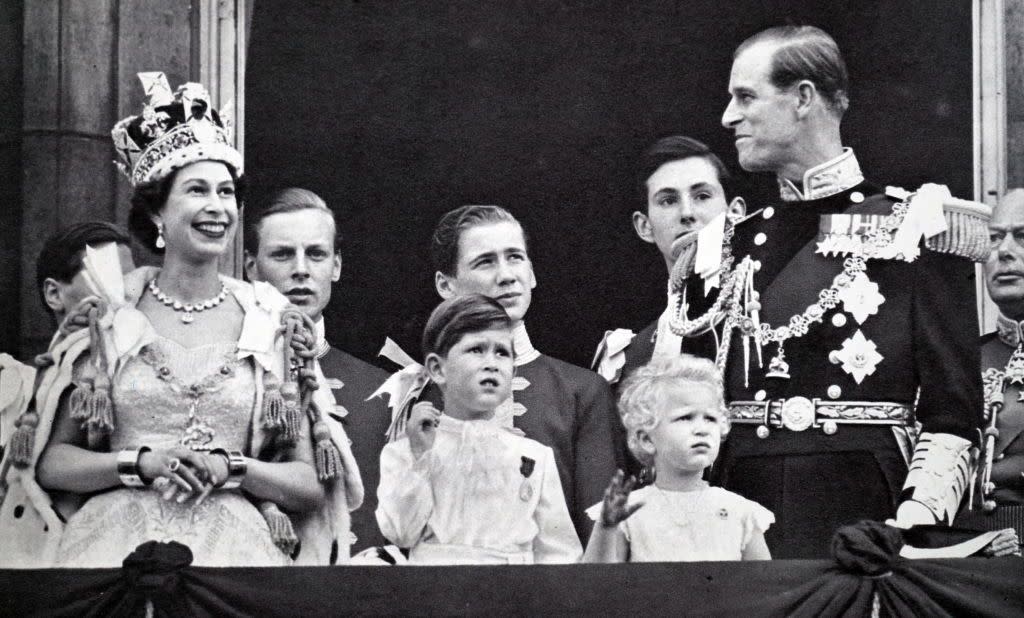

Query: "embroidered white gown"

xmin=55 ymin=337 xmax=289 ymax=567
xmin=588 ymin=482 xmax=774 ymax=562
xmin=376 ymin=416 xmax=582 ymax=564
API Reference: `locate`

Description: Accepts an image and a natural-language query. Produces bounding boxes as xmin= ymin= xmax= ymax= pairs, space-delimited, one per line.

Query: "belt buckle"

xmin=780 ymin=396 xmax=814 ymax=432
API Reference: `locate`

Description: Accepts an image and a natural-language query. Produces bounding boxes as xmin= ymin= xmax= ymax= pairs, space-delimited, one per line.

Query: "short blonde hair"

xmin=618 ymin=354 xmax=730 ymax=467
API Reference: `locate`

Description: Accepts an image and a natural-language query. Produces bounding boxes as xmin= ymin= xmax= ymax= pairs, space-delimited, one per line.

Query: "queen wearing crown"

xmin=0 ymin=73 xmax=362 ymax=567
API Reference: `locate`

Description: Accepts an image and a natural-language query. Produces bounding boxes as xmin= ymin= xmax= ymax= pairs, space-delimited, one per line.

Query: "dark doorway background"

xmin=247 ymin=0 xmax=973 ymax=368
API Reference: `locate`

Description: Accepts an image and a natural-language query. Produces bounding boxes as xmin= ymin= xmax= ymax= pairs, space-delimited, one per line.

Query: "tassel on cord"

xmin=311 ymin=408 xmax=342 ymax=482
xmin=273 ymin=315 xmax=303 ymax=447
xmin=10 ymin=300 xmax=110 ymax=469
xmin=280 ymin=308 xmax=342 ymax=481
xmin=88 ymin=364 xmax=115 ymax=434
xmin=83 ymin=306 xmax=114 ymax=448
xmin=69 ymin=367 xmax=95 ymax=424
xmin=9 ymin=411 xmax=40 ymax=468
xmin=261 ymin=372 xmax=285 ymax=432
xmin=278 ymin=381 xmax=301 ymax=447
xmin=259 ymin=500 xmax=299 ymax=556
xmin=9 ymin=350 xmax=67 ymax=468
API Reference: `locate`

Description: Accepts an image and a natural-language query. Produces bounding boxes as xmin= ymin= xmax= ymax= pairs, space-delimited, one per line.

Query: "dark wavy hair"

xmin=36 ymin=221 xmax=132 ymax=314
xmin=637 ymin=135 xmax=733 ymax=211
xmin=422 ymin=294 xmax=513 ymax=360
xmin=736 ymin=25 xmax=850 ymax=117
xmin=430 ymin=204 xmax=529 ymax=276
xmin=128 ymin=163 xmax=246 ymax=253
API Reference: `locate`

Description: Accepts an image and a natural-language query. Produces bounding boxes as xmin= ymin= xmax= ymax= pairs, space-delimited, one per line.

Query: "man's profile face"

xmin=436 ymin=221 xmax=536 ymax=325
xmin=721 ymin=42 xmax=802 ymax=174
xmin=633 ymin=156 xmax=734 ymax=270
xmin=986 ymin=191 xmax=1024 ymax=318
xmin=245 ymin=209 xmax=341 ymax=322
xmin=47 ymin=243 xmax=135 ymax=321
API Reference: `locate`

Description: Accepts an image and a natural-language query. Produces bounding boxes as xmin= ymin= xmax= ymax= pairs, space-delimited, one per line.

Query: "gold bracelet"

xmin=116 ymin=446 xmax=152 ymax=487
xmin=211 ymin=448 xmax=247 ymax=489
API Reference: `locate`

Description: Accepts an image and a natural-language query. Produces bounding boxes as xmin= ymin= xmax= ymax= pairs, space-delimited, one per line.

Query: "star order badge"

xmin=836 ymin=272 xmax=885 ymax=324
xmin=1002 ymin=346 xmax=1024 ymax=401
xmin=833 ymin=329 xmax=884 ymax=384
xmin=1004 ymin=347 xmax=1024 ymax=386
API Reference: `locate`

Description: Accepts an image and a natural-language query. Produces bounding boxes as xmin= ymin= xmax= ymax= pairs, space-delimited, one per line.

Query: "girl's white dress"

xmin=376 ymin=416 xmax=582 ymax=564
xmin=588 ymin=481 xmax=774 ymax=562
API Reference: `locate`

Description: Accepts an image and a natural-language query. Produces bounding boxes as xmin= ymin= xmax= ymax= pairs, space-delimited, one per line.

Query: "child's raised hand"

xmin=407 ymin=401 xmax=442 ymax=458
xmin=600 ymin=469 xmax=644 ymax=528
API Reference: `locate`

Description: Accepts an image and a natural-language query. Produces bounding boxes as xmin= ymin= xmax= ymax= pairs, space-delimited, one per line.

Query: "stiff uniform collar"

xmin=513 ymin=322 xmax=541 ymax=367
xmin=314 ymin=316 xmax=330 ymax=360
xmin=996 ymin=312 xmax=1024 ymax=349
xmin=777 ymin=148 xmax=864 ymax=202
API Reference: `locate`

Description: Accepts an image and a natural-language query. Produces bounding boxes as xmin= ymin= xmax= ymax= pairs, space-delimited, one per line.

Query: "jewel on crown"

xmin=111 ymin=72 xmax=242 ymax=187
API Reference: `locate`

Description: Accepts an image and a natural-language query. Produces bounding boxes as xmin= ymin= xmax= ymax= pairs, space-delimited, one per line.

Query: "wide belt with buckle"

xmin=727 ymin=397 xmax=913 ymax=436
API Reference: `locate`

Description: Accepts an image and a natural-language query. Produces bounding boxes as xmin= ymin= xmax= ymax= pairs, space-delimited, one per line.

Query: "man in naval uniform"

xmin=379 ymin=205 xmax=619 ymax=543
xmin=593 ymin=135 xmax=744 ymax=475
xmin=714 ymin=25 xmax=983 ymax=558
xmin=967 ymin=188 xmax=1024 ymax=536
xmin=245 ymin=188 xmax=390 ymax=556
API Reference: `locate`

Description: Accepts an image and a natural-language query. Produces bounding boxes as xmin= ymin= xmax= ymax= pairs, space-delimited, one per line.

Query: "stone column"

xmin=17 ymin=0 xmax=194 ymax=357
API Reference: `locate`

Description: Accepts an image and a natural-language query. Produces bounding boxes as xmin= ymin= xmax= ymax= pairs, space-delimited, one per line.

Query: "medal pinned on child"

xmin=519 ymin=456 xmax=535 ymax=502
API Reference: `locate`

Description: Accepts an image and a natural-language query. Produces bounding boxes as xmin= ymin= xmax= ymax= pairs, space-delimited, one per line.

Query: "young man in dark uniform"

xmin=714 ymin=26 xmax=983 ymax=558
xmin=245 ymin=188 xmax=390 ymax=556
xmin=381 ymin=205 xmax=619 ymax=544
xmin=593 ymin=136 xmax=744 ymax=475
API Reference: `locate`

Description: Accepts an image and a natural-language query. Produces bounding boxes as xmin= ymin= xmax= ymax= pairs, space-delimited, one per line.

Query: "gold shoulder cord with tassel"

xmin=257 ymin=309 xmax=345 ymax=556
xmin=7 ymin=298 xmax=105 ymax=469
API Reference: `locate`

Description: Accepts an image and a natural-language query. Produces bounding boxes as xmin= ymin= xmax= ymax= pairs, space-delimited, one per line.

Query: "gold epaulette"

xmin=925 ymin=198 xmax=991 ymax=262
xmin=886 ymin=186 xmax=992 ymax=262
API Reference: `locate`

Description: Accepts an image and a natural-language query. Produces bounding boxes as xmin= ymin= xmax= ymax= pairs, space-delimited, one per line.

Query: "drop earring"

xmin=155 ymin=222 xmax=165 ymax=249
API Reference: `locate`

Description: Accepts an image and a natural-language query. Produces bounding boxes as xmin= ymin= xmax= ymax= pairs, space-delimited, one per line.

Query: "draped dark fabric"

xmin=2 ymin=532 xmax=1021 ymax=617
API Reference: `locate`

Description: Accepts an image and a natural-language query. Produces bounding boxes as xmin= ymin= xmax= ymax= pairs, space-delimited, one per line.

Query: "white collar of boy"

xmin=314 ymin=316 xmax=330 ymax=360
xmin=777 ymin=148 xmax=864 ymax=202
xmin=513 ymin=322 xmax=541 ymax=367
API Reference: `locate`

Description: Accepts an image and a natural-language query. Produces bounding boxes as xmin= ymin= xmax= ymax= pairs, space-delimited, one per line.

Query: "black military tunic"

xmin=712 ymin=179 xmax=982 ymax=558
xmin=319 ymin=345 xmax=391 ymax=555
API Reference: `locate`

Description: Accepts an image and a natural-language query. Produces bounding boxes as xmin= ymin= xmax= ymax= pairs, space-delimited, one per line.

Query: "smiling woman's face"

xmin=154 ymin=160 xmax=238 ymax=262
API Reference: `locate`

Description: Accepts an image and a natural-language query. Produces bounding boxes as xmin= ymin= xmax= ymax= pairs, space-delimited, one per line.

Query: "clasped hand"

xmin=138 ymin=447 xmax=229 ymax=506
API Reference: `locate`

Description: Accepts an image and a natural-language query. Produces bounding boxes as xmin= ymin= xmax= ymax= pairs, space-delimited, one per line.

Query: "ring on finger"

xmin=168 ymin=458 xmax=181 ymax=473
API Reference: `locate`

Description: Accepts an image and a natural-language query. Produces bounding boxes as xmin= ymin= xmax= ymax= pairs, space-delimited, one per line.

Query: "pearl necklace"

xmin=148 ymin=279 xmax=228 ymax=324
